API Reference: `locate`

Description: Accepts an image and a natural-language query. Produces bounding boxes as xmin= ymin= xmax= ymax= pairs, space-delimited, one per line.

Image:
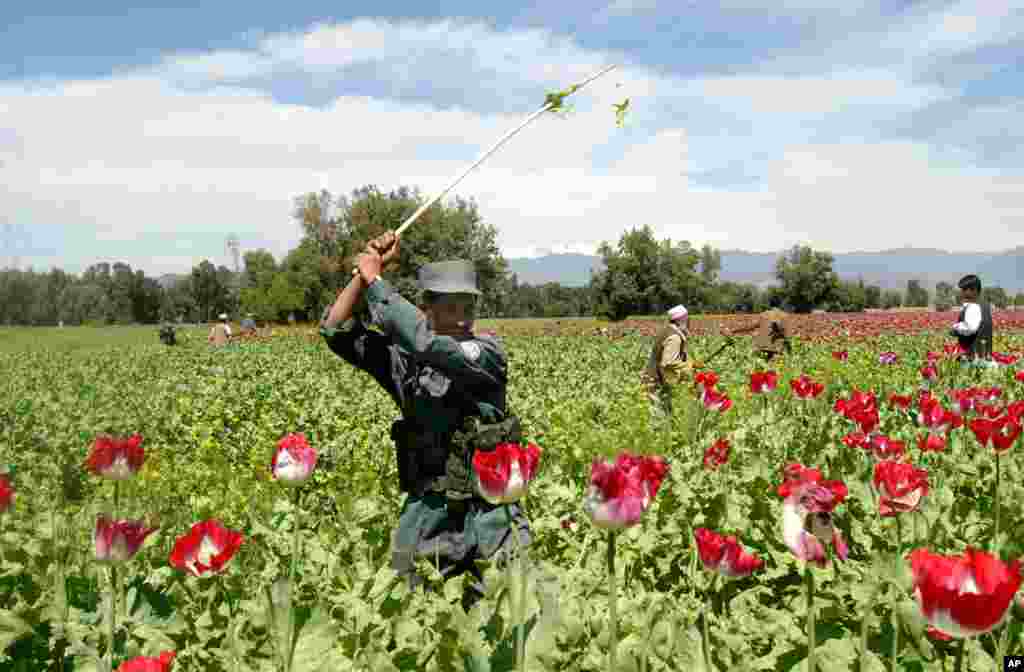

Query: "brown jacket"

xmin=752 ymin=308 xmax=789 ymax=353
xmin=644 ymin=323 xmax=688 ymax=386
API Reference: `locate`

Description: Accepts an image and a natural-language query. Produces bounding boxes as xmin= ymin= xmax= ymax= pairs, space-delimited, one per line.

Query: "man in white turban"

xmin=208 ymin=313 xmax=233 ymax=346
xmin=642 ymin=304 xmax=695 ymax=417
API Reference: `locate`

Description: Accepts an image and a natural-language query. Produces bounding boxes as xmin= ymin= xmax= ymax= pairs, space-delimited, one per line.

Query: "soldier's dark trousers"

xmin=390 ymin=493 xmax=531 ymax=610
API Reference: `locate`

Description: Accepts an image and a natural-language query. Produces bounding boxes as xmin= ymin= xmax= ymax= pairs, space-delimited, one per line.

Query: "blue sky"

xmin=2 ymin=0 xmax=1022 ymax=275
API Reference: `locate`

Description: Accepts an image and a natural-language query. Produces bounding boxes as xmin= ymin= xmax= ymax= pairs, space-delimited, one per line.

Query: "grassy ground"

xmin=0 ymin=325 xmax=208 ymax=355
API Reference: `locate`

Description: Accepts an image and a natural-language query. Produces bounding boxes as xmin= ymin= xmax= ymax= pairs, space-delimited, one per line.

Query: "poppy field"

xmin=1 ymin=315 xmax=1024 ymax=671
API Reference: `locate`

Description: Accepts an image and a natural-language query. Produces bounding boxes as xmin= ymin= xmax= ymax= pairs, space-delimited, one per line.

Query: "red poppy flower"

xmin=472 ymin=442 xmax=542 ymax=504
xmin=917 ymin=432 xmax=946 ymax=452
xmin=850 ymin=408 xmax=879 ymax=435
xmin=791 ymin=375 xmax=824 ymax=399
xmin=270 ymin=433 xmax=318 ymax=485
xmin=701 ymin=387 xmax=732 ymax=412
xmin=977 ymin=387 xmax=1003 ymax=402
xmin=835 ymin=390 xmax=878 ymax=419
xmin=703 ymin=439 xmax=730 ymax=469
xmin=970 ymin=417 xmax=1022 ymax=452
xmin=0 ymin=475 xmax=12 ymax=514
xmin=926 ymin=627 xmax=953 ymax=641
xmin=909 ymin=548 xmax=1021 ymax=638
xmin=749 ymin=371 xmax=778 ymax=394
xmin=94 ymin=515 xmax=157 ymax=564
xmin=1007 ymin=401 xmax=1024 ymax=423
xmin=842 ymin=432 xmax=869 ymax=450
xmin=926 ymin=351 xmax=942 ymax=363
xmin=85 ymin=434 xmax=145 ymax=480
xmin=777 ymin=464 xmax=848 ymax=504
xmin=943 ymin=343 xmax=964 ymax=357
xmin=832 ymin=351 xmax=848 ymax=361
xmin=117 ymin=651 xmax=175 ymax=672
xmin=889 ymin=393 xmax=912 ymax=410
xmin=873 ymin=461 xmax=929 ymax=516
xmin=694 ymin=528 xmax=763 ymax=578
xmin=869 ymin=434 xmax=906 ymax=460
xmin=974 ymin=403 xmax=1004 ymax=419
xmin=992 ymin=352 xmax=1018 ymax=366
xmin=920 ymin=363 xmax=938 ymax=380
xmin=694 ymin=371 xmax=719 ymax=389
xmin=949 ymin=388 xmax=977 ymax=415
xmin=918 ymin=398 xmax=962 ymax=434
xmin=583 ymin=453 xmax=669 ymax=529
xmin=169 ymin=520 xmax=244 ymax=578
xmin=1016 ymin=371 xmax=1024 ymax=383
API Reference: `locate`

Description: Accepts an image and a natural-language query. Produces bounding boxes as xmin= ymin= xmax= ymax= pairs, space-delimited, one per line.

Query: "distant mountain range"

xmin=507 ymin=247 xmax=1024 ymax=293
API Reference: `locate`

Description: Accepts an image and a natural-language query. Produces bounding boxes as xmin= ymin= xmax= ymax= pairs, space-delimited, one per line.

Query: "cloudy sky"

xmin=2 ymin=1 xmax=1022 ymax=275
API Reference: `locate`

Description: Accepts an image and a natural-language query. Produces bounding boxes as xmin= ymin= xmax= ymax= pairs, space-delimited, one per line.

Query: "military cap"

xmin=418 ymin=260 xmax=481 ymax=295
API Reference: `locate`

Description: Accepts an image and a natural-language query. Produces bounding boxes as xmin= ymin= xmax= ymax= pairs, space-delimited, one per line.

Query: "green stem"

xmin=505 ymin=506 xmax=526 ymax=672
xmin=109 ymin=481 xmax=120 ymax=670
xmin=892 ymin=515 xmax=903 ymax=672
xmin=860 ymin=587 xmax=877 ymax=672
xmin=286 ymin=488 xmax=302 ymax=672
xmin=806 ymin=567 xmax=816 ymax=672
xmin=993 ymin=451 xmax=1001 ymax=555
xmin=702 ymin=573 xmax=718 ymax=672
xmin=701 ymin=604 xmax=713 ymax=672
xmin=608 ymin=531 xmax=618 ymax=672
xmin=953 ymin=637 xmax=964 ymax=672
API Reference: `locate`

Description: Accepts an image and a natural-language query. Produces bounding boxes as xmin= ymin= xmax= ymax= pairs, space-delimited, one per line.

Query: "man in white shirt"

xmin=949 ymin=274 xmax=993 ymax=362
xmin=208 ymin=313 xmax=233 ymax=346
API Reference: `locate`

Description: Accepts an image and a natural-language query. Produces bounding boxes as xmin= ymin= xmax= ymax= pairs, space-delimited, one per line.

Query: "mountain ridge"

xmin=506 ymin=248 xmax=1024 ymax=292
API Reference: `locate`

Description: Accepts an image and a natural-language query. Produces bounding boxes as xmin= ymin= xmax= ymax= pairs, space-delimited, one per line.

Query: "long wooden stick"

xmin=393 ymin=64 xmax=618 ymax=237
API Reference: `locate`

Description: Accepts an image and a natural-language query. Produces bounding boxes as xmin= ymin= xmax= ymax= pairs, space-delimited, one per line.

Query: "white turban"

xmin=218 ymin=313 xmax=228 ymax=320
xmin=668 ymin=305 xmax=688 ymax=321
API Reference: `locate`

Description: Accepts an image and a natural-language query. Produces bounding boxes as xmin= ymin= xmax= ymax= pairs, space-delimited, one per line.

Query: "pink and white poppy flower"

xmin=778 ymin=464 xmax=848 ymax=568
xmin=472 ymin=442 xmax=542 ymax=504
xmin=583 ymin=453 xmax=669 ymax=529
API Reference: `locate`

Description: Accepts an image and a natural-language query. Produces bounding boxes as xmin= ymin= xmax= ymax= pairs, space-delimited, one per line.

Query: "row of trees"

xmin=3 ymin=185 xmax=1022 ymax=325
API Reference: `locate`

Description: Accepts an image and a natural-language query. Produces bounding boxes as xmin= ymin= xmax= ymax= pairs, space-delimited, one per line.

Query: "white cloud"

xmin=2 ymin=16 xmax=1022 ymax=276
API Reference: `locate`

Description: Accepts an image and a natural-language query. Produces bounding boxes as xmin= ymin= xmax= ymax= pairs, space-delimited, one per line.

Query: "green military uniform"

xmin=320 ymin=261 xmax=529 ymax=607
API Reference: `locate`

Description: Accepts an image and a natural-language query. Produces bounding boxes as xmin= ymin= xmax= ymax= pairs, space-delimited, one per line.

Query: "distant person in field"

xmin=240 ymin=314 xmax=257 ymax=337
xmin=643 ymin=304 xmax=693 ymax=417
xmin=728 ymin=297 xmax=791 ymax=361
xmin=950 ymin=274 xmax=993 ymax=363
xmin=159 ymin=322 xmax=177 ymax=346
xmin=208 ymin=313 xmax=232 ymax=346
xmin=319 ymin=231 xmax=528 ymax=610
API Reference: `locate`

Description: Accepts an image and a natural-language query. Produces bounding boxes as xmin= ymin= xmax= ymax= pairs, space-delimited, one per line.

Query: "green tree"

xmin=934 ymin=281 xmax=955 ymax=311
xmin=1014 ymin=292 xmax=1024 ymax=307
xmin=864 ymin=284 xmax=882 ymax=309
xmin=831 ymin=280 xmax=866 ymax=312
xmin=291 ymin=185 xmax=509 ymax=318
xmin=981 ymin=286 xmax=1009 ymax=309
xmin=905 ymin=279 xmax=930 ymax=308
xmin=190 ymin=260 xmax=231 ymax=321
xmin=267 ymin=273 xmax=306 ymax=320
xmin=590 ymin=225 xmax=704 ymax=320
xmin=243 ymin=250 xmax=278 ymax=289
xmin=774 ymin=245 xmax=840 ymax=313
xmin=882 ymin=289 xmax=903 ymax=309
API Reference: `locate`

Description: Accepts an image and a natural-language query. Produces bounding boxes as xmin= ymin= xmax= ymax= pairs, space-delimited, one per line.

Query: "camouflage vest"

xmin=645 ymin=324 xmax=686 ymax=385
